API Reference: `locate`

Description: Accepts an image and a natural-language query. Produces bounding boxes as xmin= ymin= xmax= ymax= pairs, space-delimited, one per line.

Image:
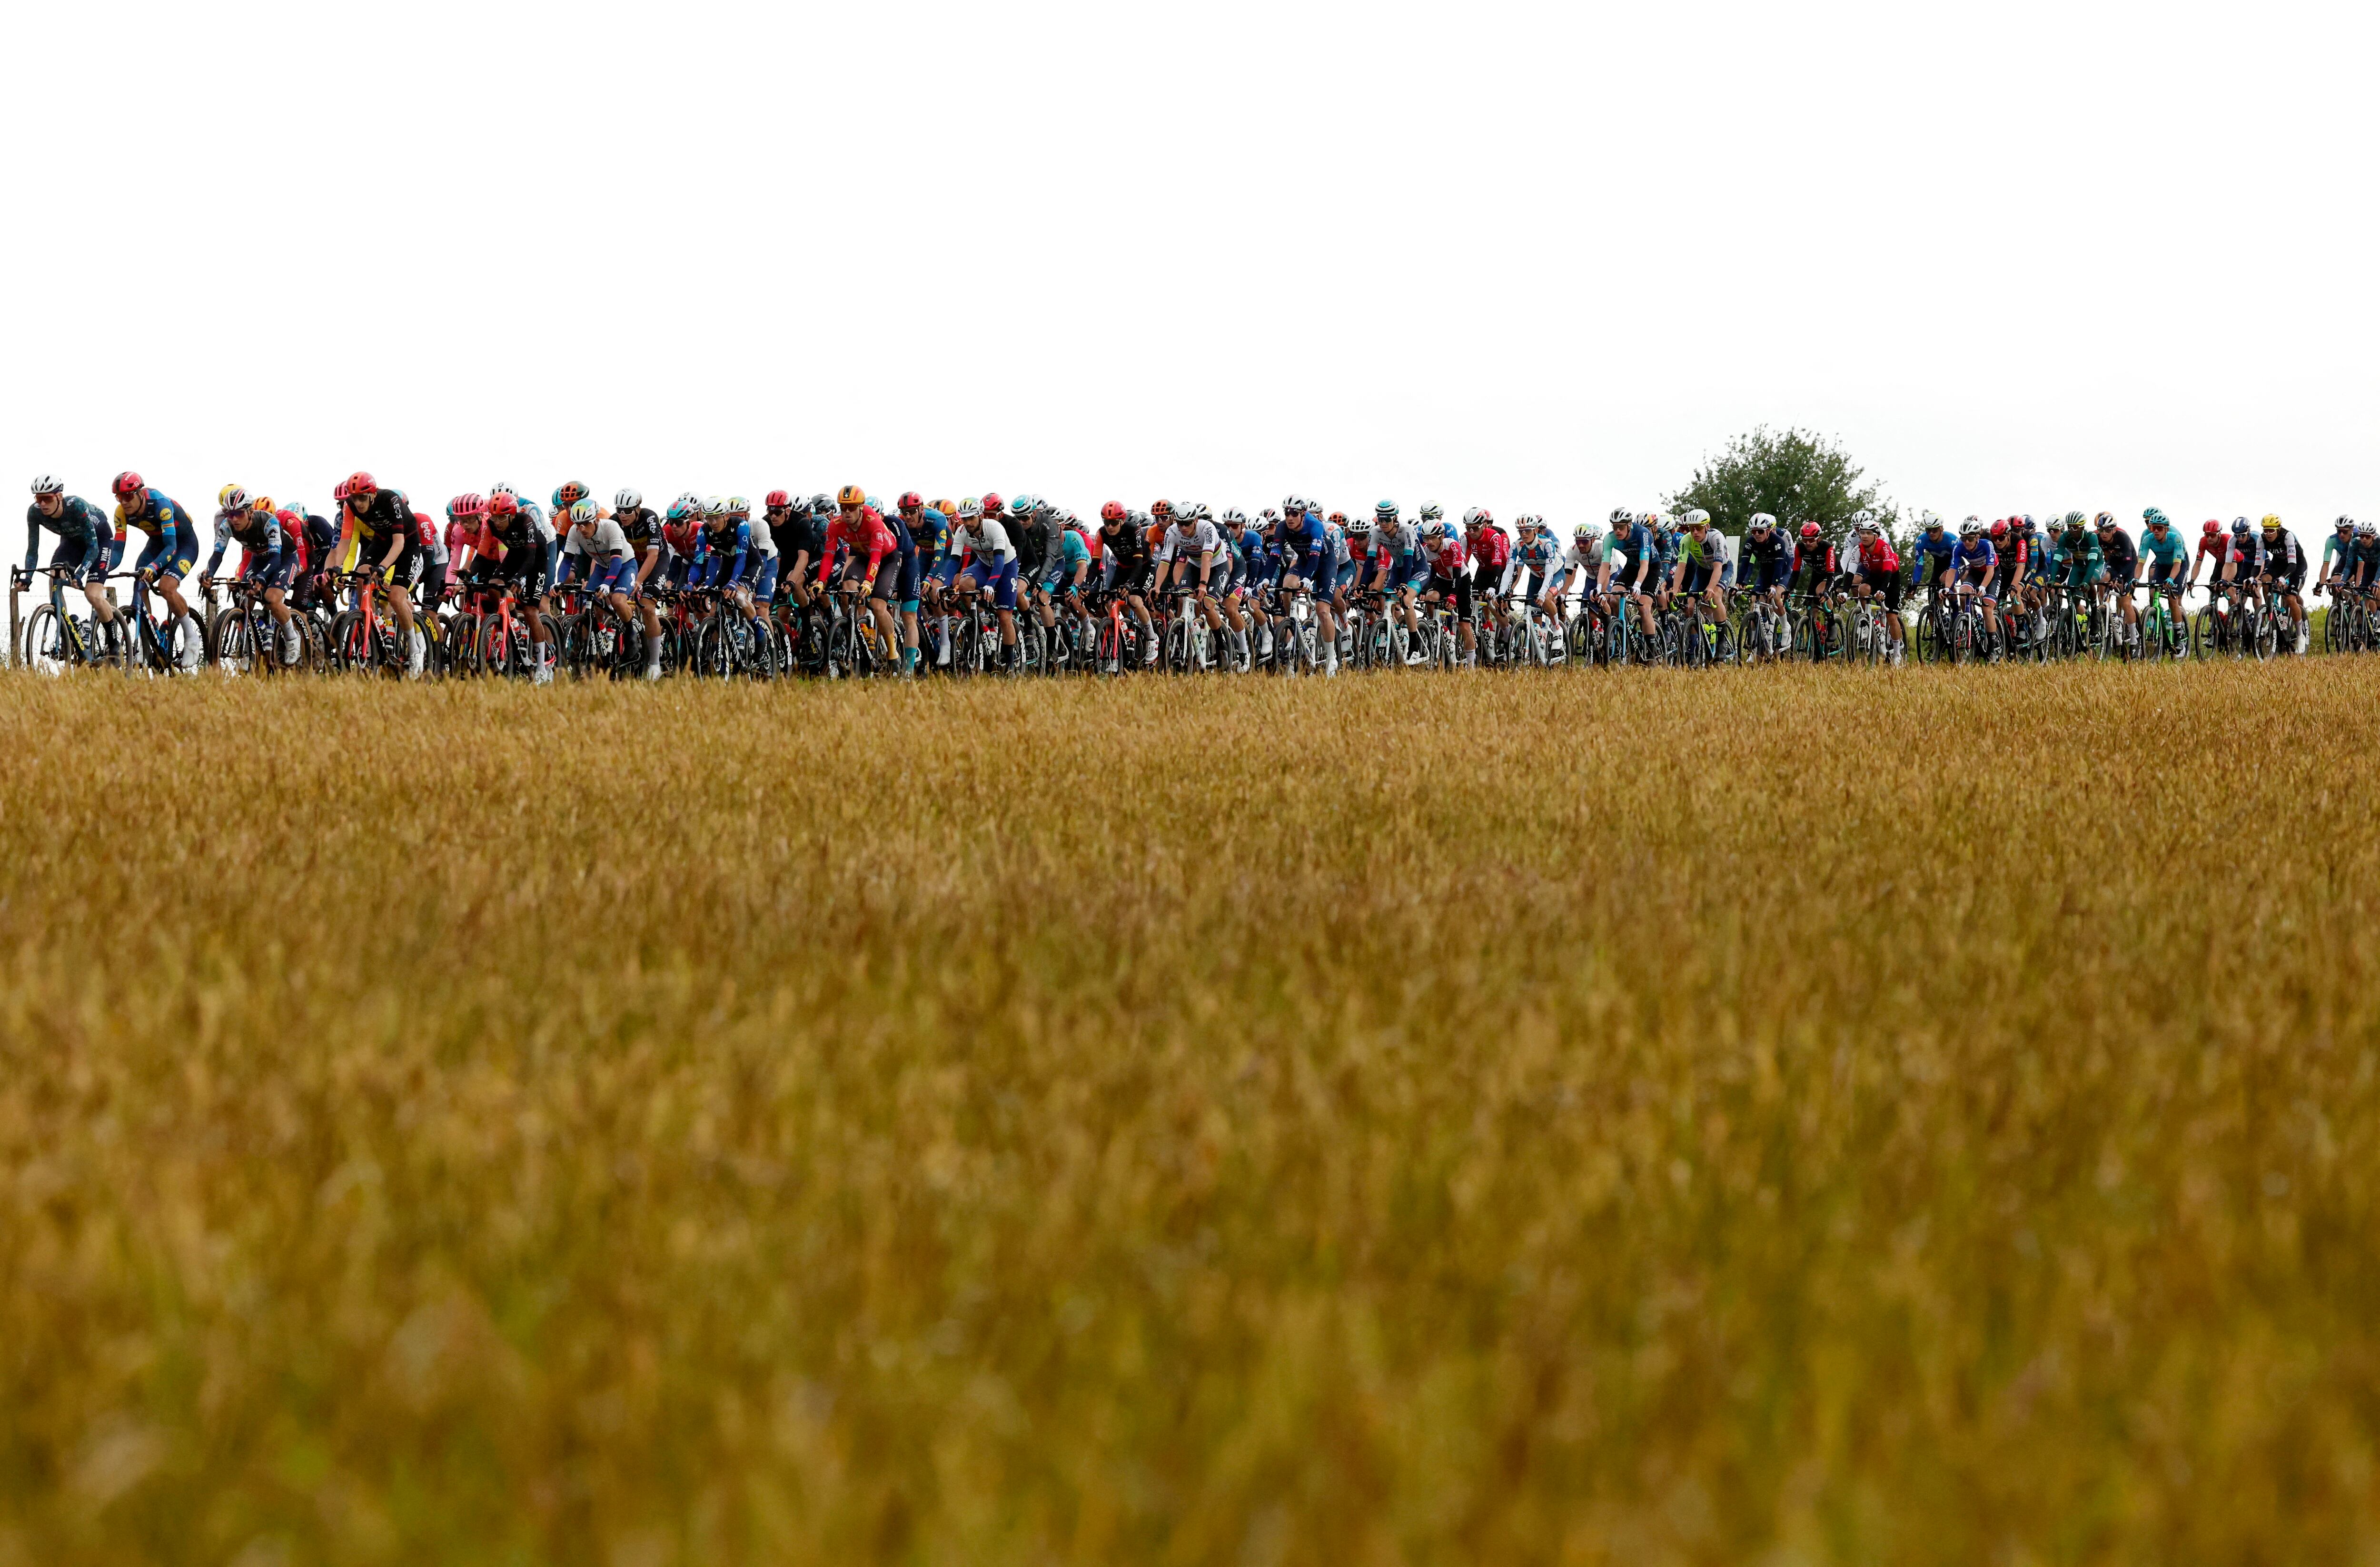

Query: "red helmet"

xmin=2202 ymin=518 xmax=2221 ymax=536
xmin=980 ymin=492 xmax=1004 ymax=517
xmin=331 ymin=479 xmax=350 ymax=502
xmin=896 ymin=490 xmax=923 ymax=512
xmin=487 ymin=492 xmax=520 ymax=519
xmin=1798 ymin=521 xmax=1820 ymax=539
xmin=111 ymin=470 xmax=143 ymax=496
xmin=764 ymin=489 xmax=791 ymax=509
xmin=1100 ymin=500 xmax=1127 ymax=522
xmin=450 ymin=492 xmax=486 ymax=519
xmin=1988 ymin=519 xmax=2008 ymax=539
xmin=344 ymin=470 xmax=377 ymax=499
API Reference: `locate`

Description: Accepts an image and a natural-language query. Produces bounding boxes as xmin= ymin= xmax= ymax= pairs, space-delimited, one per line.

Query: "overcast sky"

xmin=6 ymin=0 xmax=2374 ymax=562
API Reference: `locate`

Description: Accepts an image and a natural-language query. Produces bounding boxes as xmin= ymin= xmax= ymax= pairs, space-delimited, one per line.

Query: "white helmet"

xmin=490 ymin=482 xmax=518 ymax=499
xmin=702 ymin=495 xmax=728 ymax=518
xmin=673 ymin=491 xmax=702 ymax=515
xmin=218 ymin=483 xmax=248 ymax=510
xmin=1684 ymin=509 xmax=1711 ymax=529
xmin=615 ymin=488 xmax=642 ymax=511
xmin=30 ymin=474 xmax=63 ymax=497
xmin=1748 ymin=512 xmax=1776 ymax=530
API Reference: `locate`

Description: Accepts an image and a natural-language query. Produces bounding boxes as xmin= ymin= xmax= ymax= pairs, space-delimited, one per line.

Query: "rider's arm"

xmin=204 ymin=515 xmax=232 ymax=579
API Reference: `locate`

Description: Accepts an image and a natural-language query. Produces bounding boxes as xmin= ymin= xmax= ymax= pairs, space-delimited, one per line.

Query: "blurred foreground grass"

xmin=2 ymin=664 xmax=2377 ymax=1565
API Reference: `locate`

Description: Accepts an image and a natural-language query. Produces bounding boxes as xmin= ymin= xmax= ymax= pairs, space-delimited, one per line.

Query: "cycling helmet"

xmin=1799 ymin=521 xmax=1821 ymax=539
xmin=569 ymin=499 xmax=597 ymax=526
xmin=30 ymin=475 xmax=63 ymax=497
xmin=1188 ymin=502 xmax=1213 ymax=522
xmin=1513 ymin=513 xmax=1540 ymax=530
xmin=488 ymin=482 xmax=517 ymax=499
xmin=1101 ymin=500 xmax=1126 ymax=522
xmin=764 ymin=489 xmax=791 ymax=510
xmin=1149 ymin=499 xmax=1173 ymax=520
xmin=806 ymin=493 xmax=831 ymax=513
xmin=957 ymin=496 xmax=983 ymax=520
xmin=835 ymin=485 xmax=865 ymax=508
xmin=553 ymin=480 xmax=588 ymax=508
xmin=2260 ymin=513 xmax=2283 ymax=531
xmin=2141 ymin=506 xmax=2169 ymax=529
xmin=488 ymin=493 xmax=520 ymax=519
xmin=1856 ymin=516 xmax=1880 ymax=533
xmin=1684 ymin=509 xmax=1710 ymax=529
xmin=1374 ymin=499 xmax=1399 ymax=520
xmin=2360 ymin=521 xmax=2378 ymax=539
xmin=664 ymin=499 xmax=692 ymax=522
xmin=1607 ymin=507 xmax=1632 ymax=528
xmin=727 ymin=497 xmax=750 ymax=516
xmin=897 ymin=490 xmax=922 ymax=511
xmin=979 ymin=491 xmax=1005 ymax=517
xmin=1988 ymin=519 xmax=2008 ymax=539
xmin=249 ymin=495 xmax=274 ymax=515
xmin=861 ymin=495 xmax=883 ymax=514
xmin=450 ymin=492 xmax=486 ymax=519
xmin=218 ymin=483 xmax=247 ymax=509
xmin=1959 ymin=517 xmax=1981 ymax=537
xmin=2231 ymin=517 xmax=2252 ymax=537
xmin=345 ymin=470 xmax=377 ymax=497
xmin=703 ymin=496 xmax=728 ymax=518
xmin=1418 ymin=502 xmax=1443 ymax=523
xmin=1221 ymin=508 xmax=1249 ymax=528
xmin=2202 ymin=518 xmax=2222 ymax=536
xmin=2334 ymin=515 xmax=2355 ymax=532
xmin=615 ymin=488 xmax=642 ymax=511
xmin=1462 ymin=506 xmax=1491 ymax=528
xmin=1574 ymin=522 xmax=1597 ymax=540
xmin=1748 ymin=512 xmax=1776 ymax=531
xmin=112 ymin=471 xmax=145 ymax=496
xmin=1346 ymin=512 xmax=1372 ymax=531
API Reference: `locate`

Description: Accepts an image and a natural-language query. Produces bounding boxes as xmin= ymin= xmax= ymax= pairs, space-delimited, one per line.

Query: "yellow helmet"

xmin=2260 ymin=513 xmax=2283 ymax=531
xmin=218 ymin=483 xmax=247 ymax=509
xmin=931 ymin=499 xmax=957 ymax=518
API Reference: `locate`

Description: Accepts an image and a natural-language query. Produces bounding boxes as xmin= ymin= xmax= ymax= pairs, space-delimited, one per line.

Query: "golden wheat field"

xmin=1 ymin=662 xmax=2376 ymax=1565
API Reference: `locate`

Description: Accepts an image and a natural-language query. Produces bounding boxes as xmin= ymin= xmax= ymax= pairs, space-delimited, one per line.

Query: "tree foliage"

xmin=1668 ymin=427 xmax=1898 ymax=541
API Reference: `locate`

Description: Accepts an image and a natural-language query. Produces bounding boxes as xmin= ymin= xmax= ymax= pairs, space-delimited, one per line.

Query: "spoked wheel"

xmin=214 ymin=611 xmax=258 ymax=675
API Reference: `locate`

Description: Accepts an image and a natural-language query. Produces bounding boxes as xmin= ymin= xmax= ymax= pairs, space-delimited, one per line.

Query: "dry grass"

xmin=1 ymin=664 xmax=2377 ymax=1565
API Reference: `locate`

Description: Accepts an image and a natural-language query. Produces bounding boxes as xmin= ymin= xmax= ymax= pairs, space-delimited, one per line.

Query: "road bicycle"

xmin=207 ymin=574 xmax=322 ymax=676
xmin=14 ymin=564 xmax=125 ymax=674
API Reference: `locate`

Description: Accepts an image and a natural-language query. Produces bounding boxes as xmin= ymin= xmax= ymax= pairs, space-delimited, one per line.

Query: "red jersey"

xmin=1468 ymin=526 xmax=1510 ymax=573
xmin=1855 ymin=536 xmax=1900 ymax=574
xmin=822 ymin=507 xmax=893 ymax=587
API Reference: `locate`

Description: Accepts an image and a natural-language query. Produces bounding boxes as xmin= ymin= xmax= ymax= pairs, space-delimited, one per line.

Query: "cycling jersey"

xmin=2354 ymin=539 xmax=2380 ymax=581
xmin=1009 ymin=512 xmax=1050 ymax=576
xmin=205 ymin=508 xmax=285 ymax=577
xmin=24 ymin=496 xmax=112 ymax=571
xmin=1045 ymin=527 xmax=1093 ymax=588
xmin=1507 ymin=531 xmax=1557 ymax=594
xmin=1467 ymin=525 xmax=1510 ymax=585
xmin=615 ymin=505 xmax=664 ymax=553
xmin=342 ymin=489 xmax=415 ymax=549
xmin=1907 ymin=529 xmax=1957 ymax=583
xmin=2051 ymin=532 xmax=2103 ymax=583
xmin=821 ymin=509 xmax=893 ymax=587
xmin=1677 ymin=528 xmax=1726 ymax=567
xmin=1157 ymin=520 xmax=1222 ymax=569
xmin=2096 ymin=531 xmax=2137 ymax=578
xmin=1422 ymin=531 xmax=1468 ymax=577
xmin=952 ymin=518 xmax=1016 ymax=566
xmin=908 ymin=509 xmax=949 ymax=576
xmin=2228 ymin=534 xmax=2266 ymax=573
xmin=2140 ymin=527 xmax=2189 ymax=567
xmin=1854 ymin=536 xmax=1900 ymax=575
xmin=704 ymin=519 xmax=752 ymax=586
xmin=1099 ymin=520 xmax=1150 ymax=584
xmin=1952 ymin=537 xmax=1996 ymax=577
xmin=2261 ymin=530 xmax=2303 ymax=578
xmin=116 ymin=488 xmax=192 ymax=545
xmin=1740 ymin=529 xmax=1792 ymax=589
xmin=563 ymin=517 xmax=635 ymax=562
xmin=1790 ymin=539 xmax=1837 ymax=587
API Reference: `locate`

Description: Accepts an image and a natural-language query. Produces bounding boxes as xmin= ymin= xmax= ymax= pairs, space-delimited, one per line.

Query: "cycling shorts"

xmin=1682 ymin=561 xmax=1720 ymax=595
xmin=586 ymin=555 xmax=638 ymax=597
xmin=1427 ymin=571 xmax=1474 ymax=618
xmin=417 ymin=559 xmax=450 ymax=610
xmin=504 ymin=538 xmax=554 ymax=598
xmin=747 ymin=555 xmax=780 ymax=603
xmin=46 ymin=535 xmax=107 ymax=585
xmin=241 ymin=549 xmax=298 ymax=591
xmin=2274 ymin=562 xmax=2307 ymax=592
xmin=963 ymin=555 xmax=1020 ymax=610
xmin=1754 ymin=559 xmax=1791 ymax=592
xmin=935 ymin=555 xmax=963 ymax=590
xmin=1957 ymin=564 xmax=1996 ymax=602
xmin=1859 ymin=566 xmax=1904 ymax=611
xmin=2145 ymin=558 xmax=2187 ymax=588
xmin=134 ymin=527 xmax=198 ymax=583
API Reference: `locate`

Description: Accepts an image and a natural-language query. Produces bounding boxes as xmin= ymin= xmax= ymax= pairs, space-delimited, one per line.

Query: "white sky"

xmin=6 ymin=0 xmax=2375 ymax=564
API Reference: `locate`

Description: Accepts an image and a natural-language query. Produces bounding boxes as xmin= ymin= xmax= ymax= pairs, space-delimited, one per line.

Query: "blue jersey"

xmin=1909 ymin=529 xmax=1958 ymax=580
xmin=115 ymin=488 xmax=191 ymax=544
xmin=2141 ymin=527 xmax=2189 ymax=565
xmin=1951 ymin=537 xmax=1995 ymax=574
xmin=910 ymin=508 xmax=949 ymax=573
xmin=705 ymin=519 xmax=749 ymax=584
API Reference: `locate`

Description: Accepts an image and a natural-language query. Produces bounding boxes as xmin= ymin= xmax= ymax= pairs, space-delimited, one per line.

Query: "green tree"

xmin=1667 ymin=427 xmax=1900 ymax=542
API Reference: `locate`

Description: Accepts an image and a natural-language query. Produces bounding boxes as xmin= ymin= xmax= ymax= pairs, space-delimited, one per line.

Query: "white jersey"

xmin=562 ymin=517 xmax=634 ymax=560
xmin=953 ymin=519 xmax=1015 ymax=564
xmin=1157 ymin=520 xmax=1222 ymax=564
xmin=745 ymin=516 xmax=777 ymax=558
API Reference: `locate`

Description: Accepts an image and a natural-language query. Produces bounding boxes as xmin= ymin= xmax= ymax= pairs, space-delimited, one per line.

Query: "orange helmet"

xmin=835 ymin=484 xmax=865 ymax=508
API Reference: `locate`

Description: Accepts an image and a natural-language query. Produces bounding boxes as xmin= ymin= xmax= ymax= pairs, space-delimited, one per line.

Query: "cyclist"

xmin=1274 ymin=497 xmax=1339 ymax=675
xmin=1786 ymin=521 xmax=1840 ymax=649
xmin=2355 ymin=522 xmax=2380 ymax=597
xmin=2259 ymin=514 xmax=2308 ymax=655
xmin=2316 ymin=515 xmax=2359 ymax=602
xmin=335 ymin=470 xmax=433 ymax=676
xmin=1151 ymin=502 xmax=1223 ymax=669
xmin=1849 ymin=515 xmax=1905 ymax=664
xmin=1366 ymin=500 xmax=1428 ymax=663
xmin=2223 ymin=517 xmax=2264 ymax=606
xmin=1540 ymin=521 xmax=1602 ymax=630
xmin=2136 ymin=509 xmax=2190 ymax=656
xmin=200 ymin=491 xmax=299 ymax=665
xmin=1096 ymin=501 xmax=1158 ymax=669
xmin=1907 ymin=515 xmax=1958 ymax=615
xmin=1950 ymin=518 xmax=2003 ymax=654
xmin=1006 ymin=494 xmax=1049 ymax=603
xmin=949 ymin=492 xmax=1021 ymax=670
xmin=1418 ymin=517 xmax=1475 ymax=665
xmin=482 ymin=490 xmax=557 ymax=684
xmin=20 ymin=475 xmax=123 ymax=657
xmin=1597 ymin=509 xmax=1659 ymax=648
xmin=2190 ymin=518 xmax=2234 ymax=592
xmin=2046 ymin=514 xmax=2103 ymax=644
xmin=780 ymin=494 xmax=828 ymax=611
xmin=898 ymin=493 xmax=946 ymax=672
xmin=1669 ymin=510 xmax=1731 ymax=644
xmin=1464 ymin=507 xmax=1510 ymax=652
xmin=613 ymin=488 xmax=668 ymax=673
xmin=554 ymin=500 xmax=643 ymax=674
xmin=1505 ymin=516 xmax=1556 ymax=623
xmin=1040 ymin=508 xmax=1095 ymax=669
xmin=111 ymin=470 xmax=203 ymax=671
